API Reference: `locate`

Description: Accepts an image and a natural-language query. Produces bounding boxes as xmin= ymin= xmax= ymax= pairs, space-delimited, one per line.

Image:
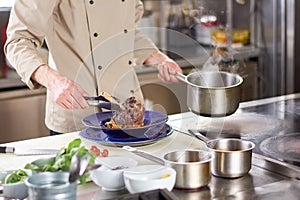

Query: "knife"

xmin=0 ymin=146 xmax=60 ymax=156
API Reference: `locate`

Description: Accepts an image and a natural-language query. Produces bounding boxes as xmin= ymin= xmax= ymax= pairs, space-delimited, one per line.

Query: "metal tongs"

xmin=84 ymin=93 xmax=121 ymax=110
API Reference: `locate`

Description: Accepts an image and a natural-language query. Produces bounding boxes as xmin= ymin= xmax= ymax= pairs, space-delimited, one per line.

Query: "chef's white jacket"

xmin=5 ymin=0 xmax=158 ymax=133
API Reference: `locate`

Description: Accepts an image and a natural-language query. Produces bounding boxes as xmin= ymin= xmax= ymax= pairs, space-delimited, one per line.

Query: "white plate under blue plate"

xmin=79 ymin=124 xmax=173 ymax=147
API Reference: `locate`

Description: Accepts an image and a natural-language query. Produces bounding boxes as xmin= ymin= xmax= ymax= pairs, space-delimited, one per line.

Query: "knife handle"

xmin=0 ymin=146 xmax=14 ymax=153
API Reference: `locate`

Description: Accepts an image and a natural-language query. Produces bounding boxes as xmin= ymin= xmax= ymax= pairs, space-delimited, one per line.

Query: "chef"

xmin=4 ymin=0 xmax=182 ymax=135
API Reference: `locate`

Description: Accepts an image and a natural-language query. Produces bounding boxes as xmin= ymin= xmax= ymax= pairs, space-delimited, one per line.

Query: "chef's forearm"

xmin=31 ymin=64 xmax=61 ymax=89
xmin=144 ymin=49 xmax=182 ymax=83
xmin=144 ymin=51 xmax=173 ymax=65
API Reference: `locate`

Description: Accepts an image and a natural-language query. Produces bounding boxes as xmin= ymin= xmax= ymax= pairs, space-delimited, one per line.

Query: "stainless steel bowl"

xmin=189 ymin=130 xmax=255 ymax=178
xmin=163 ymin=150 xmax=213 ymax=189
xmin=207 ymin=138 xmax=255 ymax=178
xmin=123 ymin=146 xmax=213 ymax=189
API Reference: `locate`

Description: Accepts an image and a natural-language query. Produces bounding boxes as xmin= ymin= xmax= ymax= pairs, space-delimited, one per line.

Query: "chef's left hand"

xmin=144 ymin=51 xmax=183 ymax=83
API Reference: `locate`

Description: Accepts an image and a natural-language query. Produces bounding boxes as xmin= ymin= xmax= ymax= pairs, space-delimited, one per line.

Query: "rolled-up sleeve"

xmin=4 ymin=1 xmax=57 ymax=89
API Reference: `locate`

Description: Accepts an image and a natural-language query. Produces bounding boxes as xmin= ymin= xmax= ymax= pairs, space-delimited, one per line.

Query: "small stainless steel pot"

xmin=123 ymin=146 xmax=213 ymax=189
xmin=189 ymin=129 xmax=255 ymax=178
xmin=177 ymin=71 xmax=243 ymax=117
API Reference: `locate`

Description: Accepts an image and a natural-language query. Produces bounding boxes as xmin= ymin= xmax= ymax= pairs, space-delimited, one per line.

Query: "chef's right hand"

xmin=31 ymin=64 xmax=89 ymax=109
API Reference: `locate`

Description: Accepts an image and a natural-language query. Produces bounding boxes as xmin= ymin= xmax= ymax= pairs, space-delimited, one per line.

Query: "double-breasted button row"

xmin=90 ymin=0 xmax=130 ymax=71
xmin=93 ymin=29 xmax=127 ymax=38
xmin=90 ymin=0 xmax=125 ymax=5
xmin=89 ymin=0 xmax=95 ymax=36
xmin=90 ymin=0 xmax=126 ymax=5
xmin=97 ymin=61 xmax=132 ymax=71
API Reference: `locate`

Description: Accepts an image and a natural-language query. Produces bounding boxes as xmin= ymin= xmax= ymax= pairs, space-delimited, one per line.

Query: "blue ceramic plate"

xmin=79 ymin=124 xmax=173 ymax=147
xmin=82 ymin=111 xmax=168 ymax=140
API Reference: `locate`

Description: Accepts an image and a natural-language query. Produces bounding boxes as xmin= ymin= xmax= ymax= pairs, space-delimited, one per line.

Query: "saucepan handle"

xmin=175 ymin=72 xmax=188 ymax=84
xmin=188 ymin=129 xmax=210 ymax=144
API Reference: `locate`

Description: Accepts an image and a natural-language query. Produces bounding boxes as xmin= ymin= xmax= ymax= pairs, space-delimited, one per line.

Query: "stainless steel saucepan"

xmin=188 ymin=129 xmax=255 ymax=178
xmin=123 ymin=146 xmax=213 ymax=189
xmin=176 ymin=71 xmax=243 ymax=117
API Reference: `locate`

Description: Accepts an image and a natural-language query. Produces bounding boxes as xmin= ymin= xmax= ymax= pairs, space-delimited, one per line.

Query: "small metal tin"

xmin=25 ymin=172 xmax=77 ymax=200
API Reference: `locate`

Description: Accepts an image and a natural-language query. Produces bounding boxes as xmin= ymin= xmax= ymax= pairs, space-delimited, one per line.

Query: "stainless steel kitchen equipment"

xmin=188 ymin=129 xmax=255 ymax=178
xmin=176 ymin=71 xmax=243 ymax=117
xmin=144 ymin=0 xmax=300 ymax=98
xmin=123 ymin=146 xmax=213 ymax=189
xmin=168 ymin=93 xmax=300 ymax=180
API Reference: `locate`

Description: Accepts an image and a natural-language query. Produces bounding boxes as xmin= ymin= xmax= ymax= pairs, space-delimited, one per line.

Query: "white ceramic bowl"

xmin=123 ymin=165 xmax=176 ymax=194
xmin=0 ymin=170 xmax=31 ymax=199
xmin=91 ymin=156 xmax=138 ymax=191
